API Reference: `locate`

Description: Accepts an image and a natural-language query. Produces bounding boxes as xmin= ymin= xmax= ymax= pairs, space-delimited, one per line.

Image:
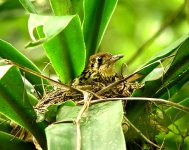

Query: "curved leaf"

xmin=19 ymin=0 xmax=37 ymax=13
xmin=154 ymin=37 xmax=189 ymax=98
xmin=0 ymin=39 xmax=47 ymax=95
xmin=133 ymin=35 xmax=189 ymax=98
xmin=46 ymin=101 xmax=126 ymax=150
xmin=128 ymin=36 xmax=189 ymax=123
xmin=0 ymin=131 xmax=35 ymax=150
xmin=50 ymin=0 xmax=73 ymax=16
xmin=49 ymin=0 xmax=84 ymax=21
xmin=138 ymin=35 xmax=189 ymax=76
xmin=28 ymin=14 xmax=86 ymax=83
xmin=0 ymin=66 xmax=47 ymax=149
xmin=83 ymin=0 xmax=118 ymax=59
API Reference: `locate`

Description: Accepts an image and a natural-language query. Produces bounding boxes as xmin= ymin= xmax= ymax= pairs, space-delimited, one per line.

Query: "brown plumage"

xmin=73 ymin=52 xmax=123 ymax=85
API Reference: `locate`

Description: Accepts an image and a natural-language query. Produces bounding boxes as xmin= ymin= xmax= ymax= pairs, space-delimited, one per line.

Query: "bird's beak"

xmin=111 ymin=54 xmax=124 ymax=63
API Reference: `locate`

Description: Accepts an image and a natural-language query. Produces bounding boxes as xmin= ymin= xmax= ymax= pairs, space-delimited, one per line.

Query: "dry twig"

xmin=4 ymin=60 xmax=84 ymax=94
xmin=75 ymin=92 xmax=93 ymax=150
xmin=83 ymin=97 xmax=189 ymax=113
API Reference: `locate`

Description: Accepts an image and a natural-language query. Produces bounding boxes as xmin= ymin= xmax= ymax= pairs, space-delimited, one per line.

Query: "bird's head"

xmin=87 ymin=52 xmax=124 ymax=77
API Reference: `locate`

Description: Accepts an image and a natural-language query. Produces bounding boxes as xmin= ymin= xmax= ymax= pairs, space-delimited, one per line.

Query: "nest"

xmin=34 ymin=78 xmax=142 ymax=120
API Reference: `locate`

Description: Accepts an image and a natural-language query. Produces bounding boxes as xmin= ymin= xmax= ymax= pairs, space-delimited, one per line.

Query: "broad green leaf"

xmin=19 ymin=0 xmax=37 ymax=13
xmin=83 ymin=0 xmax=118 ymax=59
xmin=47 ymin=123 xmax=76 ymax=150
xmin=138 ymin=35 xmax=189 ymax=76
xmin=50 ymin=0 xmax=84 ymax=20
xmin=0 ymin=66 xmax=47 ymax=149
xmin=133 ymin=35 xmax=189 ymax=98
xmin=28 ymin=14 xmax=73 ymax=42
xmin=0 ymin=39 xmax=47 ymax=95
xmin=71 ymin=0 xmax=84 ymax=21
xmin=50 ymin=0 xmax=73 ymax=16
xmin=64 ymin=100 xmax=76 ymax=106
xmin=128 ymin=36 xmax=189 ymax=123
xmin=154 ymin=37 xmax=189 ymax=98
xmin=27 ymin=92 xmax=38 ymax=106
xmin=186 ymin=0 xmax=189 ymax=23
xmin=46 ymin=101 xmax=126 ymax=150
xmin=28 ymin=14 xmax=86 ymax=83
xmin=0 ymin=131 xmax=36 ymax=150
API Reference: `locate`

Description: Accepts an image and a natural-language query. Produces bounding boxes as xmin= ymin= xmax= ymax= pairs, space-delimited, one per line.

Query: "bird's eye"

xmin=97 ymin=57 xmax=103 ymax=64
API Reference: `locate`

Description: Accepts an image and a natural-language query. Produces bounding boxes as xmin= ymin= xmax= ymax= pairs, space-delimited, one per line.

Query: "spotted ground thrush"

xmin=73 ymin=52 xmax=123 ymax=85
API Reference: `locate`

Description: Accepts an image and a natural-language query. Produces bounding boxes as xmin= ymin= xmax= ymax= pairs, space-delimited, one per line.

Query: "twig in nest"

xmin=86 ymin=90 xmax=103 ymax=99
xmin=125 ymin=117 xmax=161 ymax=149
xmin=97 ymin=72 xmax=141 ymax=95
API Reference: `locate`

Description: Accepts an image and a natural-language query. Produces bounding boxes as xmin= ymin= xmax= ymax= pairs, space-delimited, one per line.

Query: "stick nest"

xmin=34 ymin=79 xmax=142 ymax=117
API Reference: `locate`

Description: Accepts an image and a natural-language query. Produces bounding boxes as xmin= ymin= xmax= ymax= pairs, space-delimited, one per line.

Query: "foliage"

xmin=0 ymin=0 xmax=189 ymax=150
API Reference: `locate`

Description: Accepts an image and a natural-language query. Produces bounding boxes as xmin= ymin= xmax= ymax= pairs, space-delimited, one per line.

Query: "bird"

xmin=72 ymin=52 xmax=123 ymax=86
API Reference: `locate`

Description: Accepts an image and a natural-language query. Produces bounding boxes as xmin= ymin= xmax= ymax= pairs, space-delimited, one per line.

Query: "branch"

xmin=4 ymin=60 xmax=84 ymax=94
xmin=75 ymin=92 xmax=93 ymax=150
xmin=125 ymin=117 xmax=161 ymax=149
xmin=80 ymin=97 xmax=189 ymax=113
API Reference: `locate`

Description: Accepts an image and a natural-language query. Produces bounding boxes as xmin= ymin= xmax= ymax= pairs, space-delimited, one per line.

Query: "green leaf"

xmin=133 ymin=35 xmax=189 ymax=98
xmin=64 ymin=100 xmax=76 ymax=106
xmin=154 ymin=37 xmax=189 ymax=98
xmin=45 ymin=102 xmax=65 ymax=123
xmin=138 ymin=35 xmax=189 ymax=76
xmin=19 ymin=0 xmax=38 ymax=13
xmin=46 ymin=101 xmax=126 ymax=150
xmin=128 ymin=36 xmax=189 ymax=123
xmin=83 ymin=0 xmax=118 ymax=59
xmin=0 ymin=66 xmax=47 ymax=149
xmin=50 ymin=0 xmax=84 ymax=20
xmin=36 ymin=100 xmax=76 ymax=123
xmin=71 ymin=0 xmax=84 ymax=21
xmin=0 ymin=131 xmax=36 ymax=150
xmin=50 ymin=0 xmax=73 ymax=15
xmin=0 ymin=39 xmax=47 ymax=95
xmin=28 ymin=14 xmax=86 ymax=83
